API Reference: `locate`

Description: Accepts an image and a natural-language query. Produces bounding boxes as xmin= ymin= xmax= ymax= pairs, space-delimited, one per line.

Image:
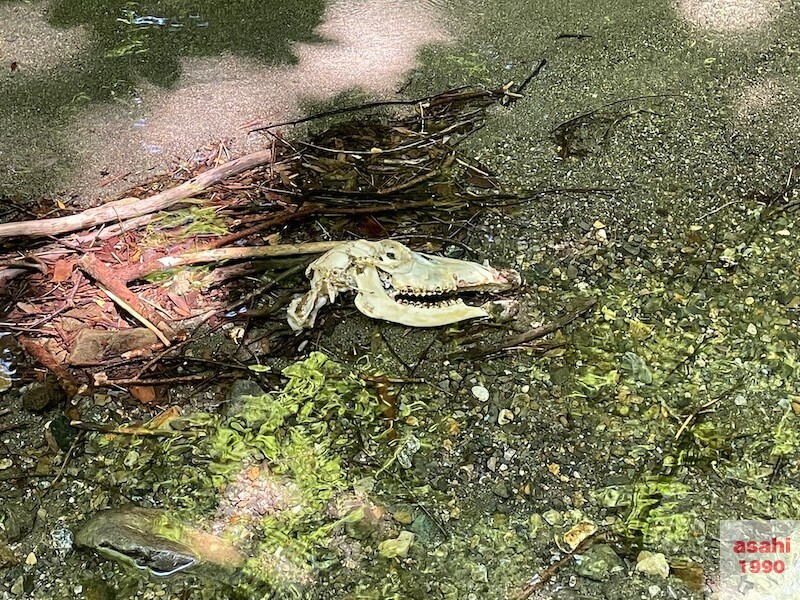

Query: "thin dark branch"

xmin=514 ymin=528 xmax=609 ymax=600
xmin=552 ymin=94 xmax=685 ymax=133
xmin=456 ymin=297 xmax=597 ymax=359
xmin=555 ymin=33 xmax=593 ymax=41
xmin=514 ymin=59 xmax=547 ymax=96
xmin=249 ymin=86 xmax=478 ymax=132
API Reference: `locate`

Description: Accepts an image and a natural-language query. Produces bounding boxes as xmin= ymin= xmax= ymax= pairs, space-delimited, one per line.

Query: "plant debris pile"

xmin=0 ymin=85 xmax=529 ymax=401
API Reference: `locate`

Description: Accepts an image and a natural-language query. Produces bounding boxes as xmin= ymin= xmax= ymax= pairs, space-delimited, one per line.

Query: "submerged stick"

xmin=69 ymin=420 xmax=205 ymax=437
xmin=96 ymin=284 xmax=172 ymax=347
xmin=155 ymin=241 xmax=344 ymax=271
xmin=125 ymin=199 xmax=448 ymax=282
xmin=514 ymin=528 xmax=607 ymax=600
xmin=248 ymin=85 xmax=480 ymax=132
xmin=459 ymin=297 xmax=597 ymax=359
xmin=78 ymin=254 xmax=173 ymax=343
xmin=16 ymin=336 xmax=80 ymax=397
xmin=0 ymin=150 xmax=276 ymax=239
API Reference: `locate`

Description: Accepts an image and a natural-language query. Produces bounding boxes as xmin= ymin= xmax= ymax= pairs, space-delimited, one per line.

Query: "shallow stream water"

xmin=2 ymin=0 xmax=800 ymax=599
xmin=0 ymin=0 xmax=452 ymax=201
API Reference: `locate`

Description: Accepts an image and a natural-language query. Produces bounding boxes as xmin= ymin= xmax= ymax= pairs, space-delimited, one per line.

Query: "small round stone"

xmin=471 ymin=385 xmax=489 ymax=402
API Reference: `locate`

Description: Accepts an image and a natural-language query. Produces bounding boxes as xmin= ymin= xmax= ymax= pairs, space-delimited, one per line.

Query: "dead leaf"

xmin=357 ymin=216 xmax=387 ymax=238
xmin=16 ymin=302 xmax=38 ymax=314
xmin=167 ymin=292 xmax=194 ymax=318
xmin=671 ymin=558 xmax=705 ymax=592
xmin=51 ymin=259 xmax=74 ymax=283
xmin=130 ymin=385 xmax=159 ymax=404
xmin=146 ymin=406 xmax=182 ymax=429
xmin=562 ymin=522 xmax=598 ymax=550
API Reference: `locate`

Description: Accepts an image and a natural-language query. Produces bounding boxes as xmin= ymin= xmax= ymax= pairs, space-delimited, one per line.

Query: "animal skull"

xmin=287 ymin=240 xmax=520 ymax=330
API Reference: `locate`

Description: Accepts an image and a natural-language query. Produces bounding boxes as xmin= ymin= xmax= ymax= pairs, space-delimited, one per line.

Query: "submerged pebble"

xmin=378 ymin=530 xmax=414 ymax=559
xmin=497 ymin=408 xmax=514 ymax=425
xmin=575 ymin=544 xmax=624 ymax=581
xmin=636 ymin=551 xmax=670 ymax=578
xmin=471 ymin=385 xmax=489 ymax=402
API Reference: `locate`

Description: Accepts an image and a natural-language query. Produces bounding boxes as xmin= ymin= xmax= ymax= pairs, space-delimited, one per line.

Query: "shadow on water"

xmin=46 ymin=0 xmax=326 ymax=86
xmin=0 ymin=0 xmax=325 ymax=201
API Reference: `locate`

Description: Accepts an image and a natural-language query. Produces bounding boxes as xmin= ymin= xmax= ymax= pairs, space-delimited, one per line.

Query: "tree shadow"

xmin=0 ymin=0 xmax=325 ymax=204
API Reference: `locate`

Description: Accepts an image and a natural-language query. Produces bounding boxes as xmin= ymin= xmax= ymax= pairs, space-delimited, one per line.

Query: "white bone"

xmin=287 ymin=240 xmax=520 ymax=330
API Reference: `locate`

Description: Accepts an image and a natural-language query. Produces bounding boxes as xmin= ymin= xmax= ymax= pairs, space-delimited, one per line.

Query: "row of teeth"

xmin=396 ymin=299 xmax=464 ymax=307
xmin=393 ymin=287 xmax=457 ymax=296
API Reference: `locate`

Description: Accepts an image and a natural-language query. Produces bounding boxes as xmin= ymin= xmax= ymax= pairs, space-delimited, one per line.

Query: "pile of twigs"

xmin=0 ymin=83 xmax=531 ymax=395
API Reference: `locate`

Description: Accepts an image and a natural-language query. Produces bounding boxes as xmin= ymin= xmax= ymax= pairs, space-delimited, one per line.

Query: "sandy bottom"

xmin=735 ymin=77 xmax=795 ymax=118
xmin=70 ymin=0 xmax=451 ymax=201
xmin=0 ymin=1 xmax=88 ymax=77
xmin=675 ymin=0 xmax=783 ymax=31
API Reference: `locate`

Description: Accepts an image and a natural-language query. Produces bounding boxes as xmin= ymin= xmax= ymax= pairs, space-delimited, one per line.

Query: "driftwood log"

xmin=0 ymin=149 xmax=277 ymax=239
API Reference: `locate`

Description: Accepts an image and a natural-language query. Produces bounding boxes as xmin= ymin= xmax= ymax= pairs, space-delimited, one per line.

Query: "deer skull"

xmin=287 ymin=240 xmax=520 ymax=330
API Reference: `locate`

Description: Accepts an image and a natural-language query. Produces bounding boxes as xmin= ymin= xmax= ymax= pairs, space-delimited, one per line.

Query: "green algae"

xmin=88 ymin=352 xmax=432 ymax=594
xmin=7 ymin=0 xmax=800 ymax=597
xmin=77 ymin=191 xmax=800 ymax=599
xmin=149 ymin=206 xmax=229 ymax=241
xmin=527 ymin=201 xmax=800 ymax=554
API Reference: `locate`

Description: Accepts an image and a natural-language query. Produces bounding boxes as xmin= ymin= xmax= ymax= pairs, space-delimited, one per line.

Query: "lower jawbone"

xmin=353 ymin=262 xmax=520 ymax=327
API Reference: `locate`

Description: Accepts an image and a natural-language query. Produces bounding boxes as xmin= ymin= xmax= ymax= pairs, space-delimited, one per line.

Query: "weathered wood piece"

xmin=0 ymin=150 xmax=275 ymax=239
